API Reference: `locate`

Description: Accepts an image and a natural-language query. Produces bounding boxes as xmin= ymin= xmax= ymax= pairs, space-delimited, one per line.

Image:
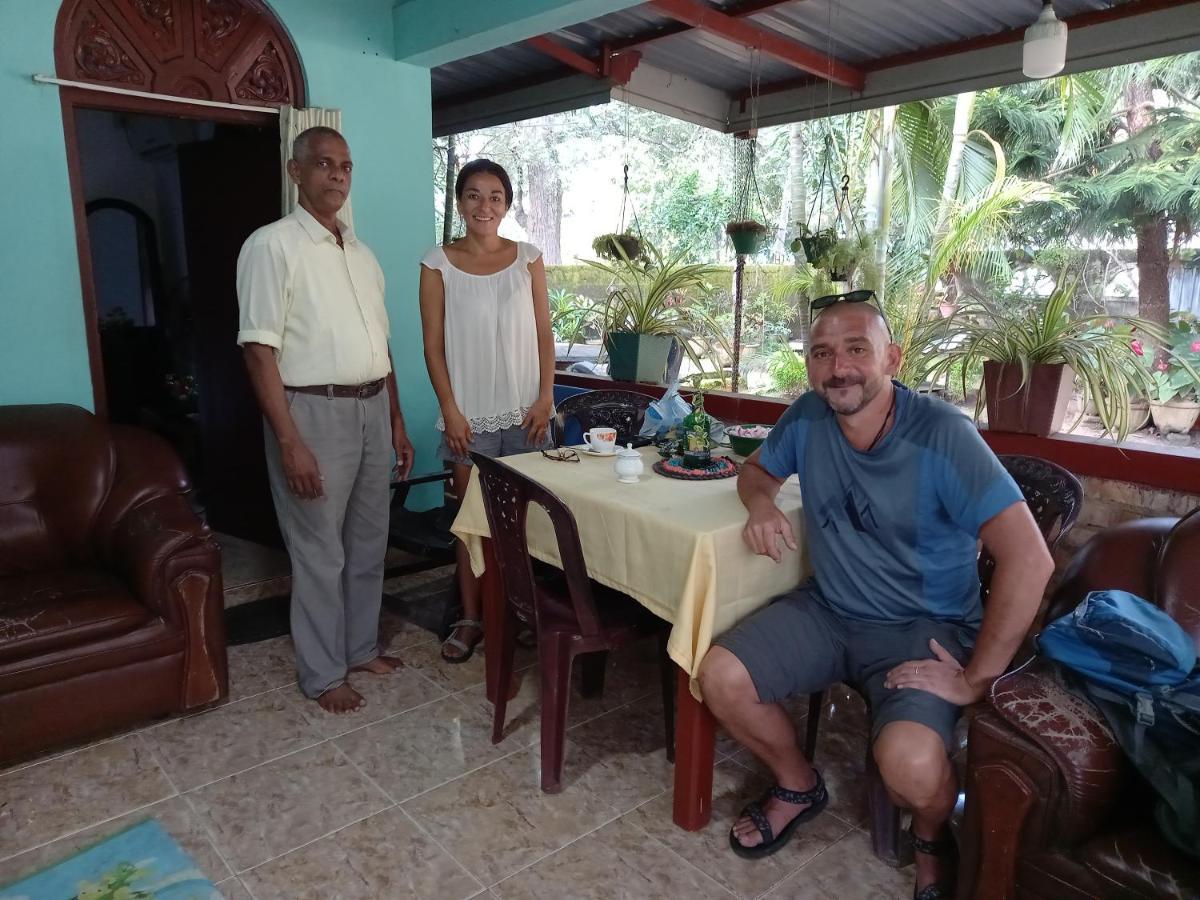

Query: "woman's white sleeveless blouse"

xmin=421 ymin=241 xmax=543 ymax=433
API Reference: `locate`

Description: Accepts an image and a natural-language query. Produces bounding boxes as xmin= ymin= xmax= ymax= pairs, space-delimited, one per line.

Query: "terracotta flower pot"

xmin=1149 ymin=398 xmax=1200 ymax=435
xmin=982 ymin=361 xmax=1076 ymax=436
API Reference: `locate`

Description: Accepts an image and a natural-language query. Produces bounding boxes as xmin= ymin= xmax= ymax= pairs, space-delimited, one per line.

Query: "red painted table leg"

xmin=672 ymin=665 xmax=716 ymax=830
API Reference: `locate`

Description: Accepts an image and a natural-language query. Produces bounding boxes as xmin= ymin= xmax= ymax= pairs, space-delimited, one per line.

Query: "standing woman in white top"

xmin=419 ymin=159 xmax=556 ymax=662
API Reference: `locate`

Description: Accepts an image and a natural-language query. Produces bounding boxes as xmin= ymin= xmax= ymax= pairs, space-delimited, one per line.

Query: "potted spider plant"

xmin=926 ymin=278 xmax=1170 ymax=441
xmin=725 ymin=220 xmax=769 ymax=255
xmin=583 ymin=240 xmax=729 ymax=384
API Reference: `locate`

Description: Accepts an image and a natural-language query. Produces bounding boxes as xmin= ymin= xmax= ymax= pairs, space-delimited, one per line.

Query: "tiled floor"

xmin=0 ymin=578 xmax=913 ymax=899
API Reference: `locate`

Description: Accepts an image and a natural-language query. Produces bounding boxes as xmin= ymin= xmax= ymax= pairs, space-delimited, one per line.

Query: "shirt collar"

xmin=290 ymin=203 xmax=356 ymax=246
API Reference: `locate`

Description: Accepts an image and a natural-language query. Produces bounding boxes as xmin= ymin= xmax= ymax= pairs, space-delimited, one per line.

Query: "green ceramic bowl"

xmin=726 ymin=424 xmax=772 ymax=457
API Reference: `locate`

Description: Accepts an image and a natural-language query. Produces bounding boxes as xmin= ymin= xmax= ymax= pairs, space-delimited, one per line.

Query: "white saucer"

xmin=572 ymin=445 xmax=618 ymax=458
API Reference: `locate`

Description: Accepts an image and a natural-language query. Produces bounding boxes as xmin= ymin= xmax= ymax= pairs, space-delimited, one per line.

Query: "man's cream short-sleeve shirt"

xmin=236 ymin=205 xmax=391 ymax=386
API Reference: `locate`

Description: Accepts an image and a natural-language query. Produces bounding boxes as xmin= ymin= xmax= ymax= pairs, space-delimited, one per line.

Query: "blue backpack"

xmin=1039 ymin=589 xmax=1200 ymax=860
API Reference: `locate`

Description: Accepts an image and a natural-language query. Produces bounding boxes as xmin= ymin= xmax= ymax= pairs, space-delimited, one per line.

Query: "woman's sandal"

xmin=729 ymin=771 xmax=829 ymax=860
xmin=910 ymin=827 xmax=958 ymax=900
xmin=440 ymin=618 xmax=483 ymax=664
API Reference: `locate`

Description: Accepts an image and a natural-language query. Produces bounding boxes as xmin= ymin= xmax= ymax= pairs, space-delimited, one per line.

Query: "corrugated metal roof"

xmin=431 ymin=0 xmax=1194 ymax=133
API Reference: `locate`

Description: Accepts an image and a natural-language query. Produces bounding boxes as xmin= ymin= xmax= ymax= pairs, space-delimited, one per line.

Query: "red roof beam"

xmin=648 ymin=0 xmax=864 ymax=91
xmin=526 ymin=36 xmax=641 ymax=85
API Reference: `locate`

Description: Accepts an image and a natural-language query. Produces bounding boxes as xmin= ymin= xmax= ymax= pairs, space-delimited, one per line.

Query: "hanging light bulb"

xmin=1023 ymin=1 xmax=1068 ymax=79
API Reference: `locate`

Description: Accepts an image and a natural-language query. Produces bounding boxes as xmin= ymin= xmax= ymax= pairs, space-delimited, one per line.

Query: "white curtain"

xmin=279 ymin=104 xmax=353 ymax=228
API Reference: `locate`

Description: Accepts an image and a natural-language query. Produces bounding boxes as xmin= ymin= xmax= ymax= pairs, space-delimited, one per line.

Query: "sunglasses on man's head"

xmin=810 ymin=289 xmax=878 ymax=312
xmin=809 ymin=289 xmax=892 ymax=338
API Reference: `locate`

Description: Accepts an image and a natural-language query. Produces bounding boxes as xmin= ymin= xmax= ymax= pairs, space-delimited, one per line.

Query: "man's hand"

xmin=392 ymin=422 xmax=415 ymax=481
xmin=442 ymin=408 xmax=473 ymax=459
xmin=521 ymin=397 xmax=554 ymax=446
xmin=742 ymin=501 xmax=797 ymax=563
xmin=281 ymin=439 xmax=323 ymax=499
xmin=884 ymin=639 xmax=986 ymax=705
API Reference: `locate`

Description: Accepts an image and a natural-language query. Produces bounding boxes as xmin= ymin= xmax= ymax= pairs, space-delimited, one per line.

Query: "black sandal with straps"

xmin=729 ymin=771 xmax=829 ymax=860
xmin=910 ymin=827 xmax=958 ymax=900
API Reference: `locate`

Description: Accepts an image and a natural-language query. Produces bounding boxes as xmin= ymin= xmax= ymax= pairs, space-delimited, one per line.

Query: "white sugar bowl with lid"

xmin=613 ymin=444 xmax=644 ymax=483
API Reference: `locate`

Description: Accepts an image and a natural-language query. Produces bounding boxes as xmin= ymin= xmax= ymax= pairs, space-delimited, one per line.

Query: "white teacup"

xmin=583 ymin=427 xmax=617 ymax=455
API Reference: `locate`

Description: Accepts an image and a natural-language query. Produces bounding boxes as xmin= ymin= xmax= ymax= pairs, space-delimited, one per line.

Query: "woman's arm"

xmin=522 ymin=255 xmax=556 ymax=444
xmin=418 ymin=265 xmax=472 ymax=457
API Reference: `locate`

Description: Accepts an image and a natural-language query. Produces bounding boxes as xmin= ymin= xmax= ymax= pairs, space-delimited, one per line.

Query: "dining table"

xmin=450 ymin=443 xmax=807 ymax=831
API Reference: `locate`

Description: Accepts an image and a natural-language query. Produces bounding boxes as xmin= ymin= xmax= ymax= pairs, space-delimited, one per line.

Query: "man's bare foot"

xmin=731 ymin=771 xmax=819 ymax=849
xmin=350 ymin=654 xmax=403 ymax=675
xmin=316 ymin=682 xmax=366 ymax=714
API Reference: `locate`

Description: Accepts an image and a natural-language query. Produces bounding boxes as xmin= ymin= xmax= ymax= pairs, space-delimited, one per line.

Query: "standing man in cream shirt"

xmin=237 ymin=126 xmax=414 ymax=714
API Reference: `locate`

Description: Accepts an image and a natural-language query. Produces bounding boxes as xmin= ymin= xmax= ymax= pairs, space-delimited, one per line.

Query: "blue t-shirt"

xmin=758 ymin=383 xmax=1022 ymax=629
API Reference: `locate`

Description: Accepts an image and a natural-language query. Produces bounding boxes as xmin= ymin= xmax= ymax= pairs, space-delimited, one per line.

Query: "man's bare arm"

xmin=964 ymin=501 xmax=1055 ymax=691
xmin=738 ymin=448 xmax=796 ymax=562
xmin=242 ymin=343 xmax=322 ymax=499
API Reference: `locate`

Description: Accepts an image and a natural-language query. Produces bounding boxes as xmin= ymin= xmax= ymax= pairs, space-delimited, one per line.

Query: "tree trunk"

xmin=777 ymin=122 xmax=806 ymax=259
xmin=864 ymin=106 xmax=896 ymax=303
xmin=442 ymin=133 xmax=456 ymax=245
xmin=525 ymin=159 xmax=562 ymax=264
xmin=1125 ymin=77 xmax=1170 ymax=358
xmin=932 ymin=92 xmax=976 ymax=243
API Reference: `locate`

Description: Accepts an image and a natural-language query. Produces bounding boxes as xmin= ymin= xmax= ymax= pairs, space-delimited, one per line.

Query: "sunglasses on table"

xmin=809 ymin=289 xmax=892 ymax=337
xmin=541 ymin=448 xmax=580 ymax=463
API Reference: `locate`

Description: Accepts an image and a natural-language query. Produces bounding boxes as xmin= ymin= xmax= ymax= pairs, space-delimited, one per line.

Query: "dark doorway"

xmin=76 ymin=108 xmax=282 ymax=545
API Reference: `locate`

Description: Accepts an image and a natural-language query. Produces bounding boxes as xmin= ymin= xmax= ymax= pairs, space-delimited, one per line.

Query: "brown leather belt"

xmin=286 ymin=378 xmax=385 ymax=399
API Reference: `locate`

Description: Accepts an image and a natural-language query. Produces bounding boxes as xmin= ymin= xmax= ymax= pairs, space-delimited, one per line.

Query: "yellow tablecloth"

xmin=450 ymin=446 xmax=808 ymax=697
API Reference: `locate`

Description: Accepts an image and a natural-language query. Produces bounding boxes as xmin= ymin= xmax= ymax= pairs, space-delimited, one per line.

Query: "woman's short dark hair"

xmin=455 ymin=159 xmax=513 ymax=207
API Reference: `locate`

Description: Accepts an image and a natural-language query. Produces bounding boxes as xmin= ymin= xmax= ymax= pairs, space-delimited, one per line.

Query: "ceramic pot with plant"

xmin=584 ymin=240 xmax=729 ymax=384
xmin=725 ymin=220 xmax=768 ymax=255
xmin=925 ymin=278 xmax=1170 ymax=441
xmin=792 ymin=225 xmax=837 ymax=266
xmin=1145 ymin=313 xmax=1200 ymax=434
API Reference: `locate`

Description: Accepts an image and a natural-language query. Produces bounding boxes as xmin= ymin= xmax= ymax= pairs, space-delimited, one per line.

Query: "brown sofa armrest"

xmin=106 ymin=493 xmax=215 ymax=619
xmin=987 ymin=660 xmax=1128 ymax=844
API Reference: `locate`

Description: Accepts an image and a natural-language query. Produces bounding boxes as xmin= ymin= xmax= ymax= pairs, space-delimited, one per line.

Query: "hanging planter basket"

xmin=592 ymin=231 xmax=644 ymax=262
xmin=726 ymin=220 xmax=768 ymax=255
xmin=793 ymin=227 xmax=838 ymax=266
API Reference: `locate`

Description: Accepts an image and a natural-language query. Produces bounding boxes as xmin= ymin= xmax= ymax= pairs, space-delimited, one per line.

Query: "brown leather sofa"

xmin=0 ymin=404 xmax=227 ymax=763
xmin=959 ymin=511 xmax=1200 ymax=899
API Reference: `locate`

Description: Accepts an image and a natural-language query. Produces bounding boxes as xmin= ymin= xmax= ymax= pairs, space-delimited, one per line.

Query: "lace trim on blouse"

xmin=436 ymin=407 xmax=532 ymax=434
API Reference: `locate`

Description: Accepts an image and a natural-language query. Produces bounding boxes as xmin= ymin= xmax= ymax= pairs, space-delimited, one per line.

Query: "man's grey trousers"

xmin=265 ymin=389 xmax=391 ymax=698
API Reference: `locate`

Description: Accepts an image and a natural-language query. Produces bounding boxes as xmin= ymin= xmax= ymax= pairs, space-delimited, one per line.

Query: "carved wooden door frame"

xmin=53 ymin=0 xmax=306 ymax=414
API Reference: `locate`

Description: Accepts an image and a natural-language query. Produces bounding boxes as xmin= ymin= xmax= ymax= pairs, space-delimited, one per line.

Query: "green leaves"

xmin=582 ymin=239 xmax=730 ymax=373
xmin=924 ymin=276 xmax=1167 ymax=440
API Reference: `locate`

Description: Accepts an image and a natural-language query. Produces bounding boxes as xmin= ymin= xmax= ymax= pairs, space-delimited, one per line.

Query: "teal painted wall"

xmin=0 ymin=1 xmax=441 ymax=484
xmin=0 ymin=2 xmax=92 ymax=408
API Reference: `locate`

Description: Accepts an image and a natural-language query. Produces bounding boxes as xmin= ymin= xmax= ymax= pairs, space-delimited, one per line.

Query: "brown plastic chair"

xmin=802 ymin=454 xmax=1084 ymax=865
xmin=553 ymin=389 xmax=657 ymax=448
xmin=471 ymin=451 xmax=676 ymax=793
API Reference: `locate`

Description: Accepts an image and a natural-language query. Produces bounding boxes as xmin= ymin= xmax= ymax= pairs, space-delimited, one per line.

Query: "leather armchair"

xmin=0 ymin=405 xmax=228 ymax=763
xmin=959 ymin=512 xmax=1200 ymax=899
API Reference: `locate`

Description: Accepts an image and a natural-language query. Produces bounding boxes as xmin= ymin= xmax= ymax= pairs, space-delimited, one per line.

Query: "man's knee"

xmin=873 ymin=721 xmax=951 ymax=807
xmin=697 ymin=646 xmax=759 ymax=709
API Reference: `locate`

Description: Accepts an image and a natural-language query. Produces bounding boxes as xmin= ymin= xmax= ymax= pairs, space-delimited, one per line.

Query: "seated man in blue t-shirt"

xmin=698 ymin=294 xmax=1054 ymax=899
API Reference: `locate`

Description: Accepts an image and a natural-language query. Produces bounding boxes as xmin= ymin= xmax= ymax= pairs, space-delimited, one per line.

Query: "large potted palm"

xmin=926 ymin=279 xmax=1169 ymax=441
xmin=583 ymin=240 xmax=729 ymax=384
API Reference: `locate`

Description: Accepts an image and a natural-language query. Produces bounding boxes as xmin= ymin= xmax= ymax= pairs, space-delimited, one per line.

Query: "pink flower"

xmin=1191 ymin=340 xmax=1200 ymax=353
xmin=1131 ymin=339 xmax=1144 ymax=356
xmin=1157 ymin=360 xmax=1169 ymax=372
xmin=1104 ymin=319 xmax=1116 ymax=329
